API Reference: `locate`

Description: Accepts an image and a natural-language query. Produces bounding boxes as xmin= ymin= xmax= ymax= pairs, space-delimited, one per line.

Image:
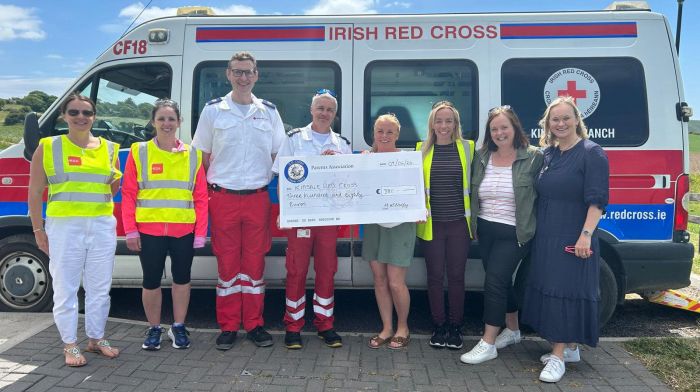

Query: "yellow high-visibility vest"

xmin=132 ymin=140 xmax=202 ymax=223
xmin=416 ymin=140 xmax=474 ymax=241
xmin=42 ymin=135 xmax=120 ymax=217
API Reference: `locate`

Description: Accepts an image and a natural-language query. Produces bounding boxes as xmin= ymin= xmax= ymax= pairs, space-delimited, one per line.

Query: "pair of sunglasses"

xmin=315 ymin=88 xmax=337 ymax=98
xmin=66 ymin=109 xmax=95 ymax=117
xmin=564 ymin=246 xmax=593 ymax=255
xmin=488 ymin=105 xmax=513 ymax=114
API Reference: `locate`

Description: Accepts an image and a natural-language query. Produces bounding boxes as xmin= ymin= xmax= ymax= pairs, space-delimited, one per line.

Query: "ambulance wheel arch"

xmin=0 ymin=234 xmax=52 ymax=312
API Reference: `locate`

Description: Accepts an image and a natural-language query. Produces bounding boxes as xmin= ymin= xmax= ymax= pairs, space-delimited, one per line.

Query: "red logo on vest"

xmin=151 ymin=163 xmax=164 ymax=174
xmin=68 ymin=156 xmax=81 ymax=166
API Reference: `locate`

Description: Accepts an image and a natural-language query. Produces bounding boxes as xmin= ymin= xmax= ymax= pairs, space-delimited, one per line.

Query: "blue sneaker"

xmin=168 ymin=325 xmax=191 ymax=349
xmin=142 ymin=326 xmax=164 ymax=351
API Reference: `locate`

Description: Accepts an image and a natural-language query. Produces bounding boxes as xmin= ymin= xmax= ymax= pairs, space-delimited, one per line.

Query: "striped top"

xmin=430 ymin=143 xmax=465 ymax=222
xmin=478 ymin=158 xmax=516 ymax=226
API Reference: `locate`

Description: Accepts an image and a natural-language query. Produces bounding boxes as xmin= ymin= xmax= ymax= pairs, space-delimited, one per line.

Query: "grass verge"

xmin=624 ymin=338 xmax=700 ymax=392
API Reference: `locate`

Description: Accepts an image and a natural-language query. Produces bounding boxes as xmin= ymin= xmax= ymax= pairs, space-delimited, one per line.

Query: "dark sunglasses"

xmin=66 ymin=109 xmax=95 ymax=117
xmin=488 ymin=105 xmax=512 ymax=115
xmin=315 ymin=88 xmax=337 ymax=98
xmin=432 ymin=100 xmax=455 ymax=109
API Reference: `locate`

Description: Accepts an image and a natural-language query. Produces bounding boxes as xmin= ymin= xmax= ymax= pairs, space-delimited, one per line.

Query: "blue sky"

xmin=0 ymin=0 xmax=698 ymax=108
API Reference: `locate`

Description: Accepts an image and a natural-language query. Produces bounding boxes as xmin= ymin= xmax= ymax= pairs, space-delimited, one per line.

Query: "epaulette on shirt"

xmin=286 ymin=128 xmax=302 ymax=137
xmin=337 ymin=133 xmax=350 ymax=145
xmin=261 ymin=100 xmax=277 ymax=110
xmin=205 ymin=97 xmax=223 ymax=106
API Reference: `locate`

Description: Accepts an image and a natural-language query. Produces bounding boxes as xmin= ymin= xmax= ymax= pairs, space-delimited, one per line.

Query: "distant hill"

xmin=690 ymin=120 xmax=700 ymax=134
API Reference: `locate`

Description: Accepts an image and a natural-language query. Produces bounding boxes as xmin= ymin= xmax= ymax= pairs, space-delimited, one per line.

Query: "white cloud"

xmin=384 ymin=1 xmax=411 ymax=8
xmin=305 ymin=0 xmax=377 ymax=14
xmin=100 ymin=3 xmax=256 ymax=33
xmin=46 ymin=54 xmax=63 ymax=60
xmin=213 ymin=5 xmax=256 ymax=15
xmin=0 ymin=5 xmax=46 ymax=41
xmin=0 ymin=77 xmax=77 ymax=99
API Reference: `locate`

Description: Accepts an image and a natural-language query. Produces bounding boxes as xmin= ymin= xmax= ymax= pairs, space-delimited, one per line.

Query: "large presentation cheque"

xmin=278 ymin=151 xmax=427 ymax=228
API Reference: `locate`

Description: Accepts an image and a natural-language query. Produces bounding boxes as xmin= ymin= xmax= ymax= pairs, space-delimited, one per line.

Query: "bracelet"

xmin=32 ymin=228 xmax=44 ymax=233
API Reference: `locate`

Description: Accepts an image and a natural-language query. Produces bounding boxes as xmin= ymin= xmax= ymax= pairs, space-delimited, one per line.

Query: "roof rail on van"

xmin=176 ymin=6 xmax=215 ymax=16
xmin=604 ymin=1 xmax=651 ymax=11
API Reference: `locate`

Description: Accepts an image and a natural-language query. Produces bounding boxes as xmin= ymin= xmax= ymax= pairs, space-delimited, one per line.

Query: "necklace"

xmin=558 ymin=137 xmax=581 ymax=152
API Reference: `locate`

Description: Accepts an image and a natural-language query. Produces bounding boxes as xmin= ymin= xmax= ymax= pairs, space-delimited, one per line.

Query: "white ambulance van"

xmin=1 ymin=4 xmax=693 ymax=326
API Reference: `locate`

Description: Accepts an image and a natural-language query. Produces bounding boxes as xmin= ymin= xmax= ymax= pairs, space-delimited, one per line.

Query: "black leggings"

xmin=477 ymin=218 xmax=530 ymax=327
xmin=139 ymin=233 xmax=195 ymax=289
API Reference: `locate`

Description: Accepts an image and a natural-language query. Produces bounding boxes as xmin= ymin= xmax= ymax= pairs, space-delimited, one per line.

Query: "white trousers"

xmin=46 ymin=215 xmax=116 ymax=344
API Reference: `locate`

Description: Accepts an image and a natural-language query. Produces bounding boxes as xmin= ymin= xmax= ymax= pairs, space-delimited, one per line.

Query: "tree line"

xmin=2 ymin=92 xmax=155 ymax=126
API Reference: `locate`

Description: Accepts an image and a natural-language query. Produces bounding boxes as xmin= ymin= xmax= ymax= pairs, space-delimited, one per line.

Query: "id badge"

xmin=297 ymin=229 xmax=311 ymax=238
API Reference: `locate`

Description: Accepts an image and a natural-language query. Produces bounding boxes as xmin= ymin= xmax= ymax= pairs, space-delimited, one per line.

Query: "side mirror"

xmin=23 ymin=112 xmax=40 ymax=161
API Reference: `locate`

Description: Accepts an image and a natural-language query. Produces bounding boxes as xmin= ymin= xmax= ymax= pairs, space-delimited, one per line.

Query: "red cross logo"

xmin=558 ymin=80 xmax=587 ymax=103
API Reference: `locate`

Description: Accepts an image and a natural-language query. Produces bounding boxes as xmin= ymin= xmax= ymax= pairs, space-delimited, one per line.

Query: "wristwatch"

xmin=581 ymin=229 xmax=593 ymax=237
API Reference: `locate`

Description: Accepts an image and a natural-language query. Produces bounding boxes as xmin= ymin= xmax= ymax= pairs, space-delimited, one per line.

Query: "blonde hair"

xmin=538 ymin=96 xmax=589 ymax=148
xmin=421 ymin=101 xmax=463 ymax=155
xmin=371 ymin=113 xmax=401 ymax=152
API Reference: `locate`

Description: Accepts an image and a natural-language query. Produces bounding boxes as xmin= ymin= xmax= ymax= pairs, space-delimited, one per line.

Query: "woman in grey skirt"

xmin=363 ymin=114 xmax=417 ymax=350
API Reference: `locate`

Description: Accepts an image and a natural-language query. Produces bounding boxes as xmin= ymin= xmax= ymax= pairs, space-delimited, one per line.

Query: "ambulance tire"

xmin=598 ymin=257 xmax=618 ymax=328
xmin=0 ymin=234 xmax=53 ymax=312
xmin=513 ymin=255 xmax=619 ymax=328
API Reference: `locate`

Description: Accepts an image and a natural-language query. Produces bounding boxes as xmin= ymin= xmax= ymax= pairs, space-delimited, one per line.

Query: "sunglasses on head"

xmin=315 ymin=88 xmax=337 ymax=98
xmin=66 ymin=109 xmax=95 ymax=117
xmin=488 ymin=105 xmax=512 ymax=115
xmin=432 ymin=100 xmax=455 ymax=109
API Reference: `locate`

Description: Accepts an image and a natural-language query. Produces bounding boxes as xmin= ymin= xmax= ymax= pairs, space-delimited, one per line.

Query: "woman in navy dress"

xmin=521 ymin=96 xmax=609 ymax=383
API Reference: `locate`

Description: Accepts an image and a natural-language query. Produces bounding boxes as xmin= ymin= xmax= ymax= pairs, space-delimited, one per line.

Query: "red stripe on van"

xmin=501 ymin=22 xmax=637 ymax=39
xmin=607 ymin=150 xmax=682 ymax=204
xmin=196 ymin=26 xmax=325 ymax=42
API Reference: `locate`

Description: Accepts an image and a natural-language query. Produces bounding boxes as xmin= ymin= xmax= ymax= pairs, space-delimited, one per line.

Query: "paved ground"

xmin=0 ymin=314 xmax=672 ymax=392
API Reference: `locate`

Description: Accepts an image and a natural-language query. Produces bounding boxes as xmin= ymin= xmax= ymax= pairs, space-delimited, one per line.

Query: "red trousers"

xmin=284 ymin=226 xmax=338 ymax=332
xmin=210 ymin=189 xmax=270 ymax=332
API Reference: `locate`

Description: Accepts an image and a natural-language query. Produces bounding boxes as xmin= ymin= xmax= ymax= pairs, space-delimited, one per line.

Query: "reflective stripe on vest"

xmin=133 ymin=140 xmax=200 ymax=224
xmin=43 ymin=135 xmax=118 ymax=217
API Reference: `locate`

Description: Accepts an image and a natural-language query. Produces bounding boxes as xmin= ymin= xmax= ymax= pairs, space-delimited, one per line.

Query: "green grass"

xmin=624 ymin=338 xmax=700 ymax=392
xmin=686 ymin=221 xmax=700 ymax=275
xmin=690 ymin=133 xmax=700 ymax=154
xmin=0 ymin=106 xmax=26 ymax=150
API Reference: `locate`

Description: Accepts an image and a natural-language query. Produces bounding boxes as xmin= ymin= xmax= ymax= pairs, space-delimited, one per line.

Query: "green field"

xmin=690 ymin=133 xmax=700 ymax=153
xmin=0 ymin=104 xmax=26 ymax=150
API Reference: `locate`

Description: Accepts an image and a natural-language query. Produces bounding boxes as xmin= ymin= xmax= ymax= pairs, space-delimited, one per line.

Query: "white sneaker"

xmin=539 ymin=355 xmax=565 ymax=383
xmin=460 ymin=339 xmax=497 ymax=364
xmin=494 ymin=328 xmax=521 ymax=349
xmin=539 ymin=346 xmax=580 ymax=364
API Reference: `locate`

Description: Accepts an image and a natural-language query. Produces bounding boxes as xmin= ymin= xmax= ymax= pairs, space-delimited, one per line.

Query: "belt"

xmin=209 ymin=184 xmax=268 ymax=195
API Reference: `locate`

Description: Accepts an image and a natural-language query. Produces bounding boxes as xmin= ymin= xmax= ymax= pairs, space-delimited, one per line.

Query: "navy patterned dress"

xmin=521 ymin=139 xmax=609 ymax=347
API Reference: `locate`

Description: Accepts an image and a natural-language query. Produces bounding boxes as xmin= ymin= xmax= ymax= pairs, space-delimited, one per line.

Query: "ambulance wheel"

xmin=513 ymin=255 xmax=618 ymax=328
xmin=0 ymin=234 xmax=53 ymax=312
xmin=598 ymin=257 xmax=618 ymax=328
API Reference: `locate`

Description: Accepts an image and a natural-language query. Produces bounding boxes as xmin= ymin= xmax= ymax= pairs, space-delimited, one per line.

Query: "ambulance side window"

xmin=501 ymin=58 xmax=648 ymax=147
xmin=364 ymin=60 xmax=478 ymax=148
xmin=192 ymin=61 xmax=341 ymax=136
xmin=51 ymin=63 xmax=173 ymax=149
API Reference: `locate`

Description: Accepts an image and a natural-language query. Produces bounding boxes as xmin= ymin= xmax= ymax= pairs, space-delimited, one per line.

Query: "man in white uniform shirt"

xmin=192 ymin=51 xmax=285 ymax=350
xmin=272 ymin=90 xmax=352 ymax=349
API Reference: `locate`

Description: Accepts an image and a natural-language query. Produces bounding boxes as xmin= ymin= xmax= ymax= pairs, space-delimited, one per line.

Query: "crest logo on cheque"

xmin=543 ymin=68 xmax=601 ymax=119
xmin=284 ymin=160 xmax=308 ymax=183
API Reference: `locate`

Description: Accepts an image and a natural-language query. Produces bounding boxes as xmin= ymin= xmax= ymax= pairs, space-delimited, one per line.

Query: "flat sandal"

xmin=63 ymin=345 xmax=87 ymax=367
xmin=85 ymin=339 xmax=119 ymax=358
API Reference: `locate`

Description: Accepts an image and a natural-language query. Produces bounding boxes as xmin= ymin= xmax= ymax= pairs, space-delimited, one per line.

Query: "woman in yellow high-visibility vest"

xmin=28 ymin=93 xmax=122 ymax=367
xmin=121 ymin=99 xmax=207 ymax=351
xmin=416 ymin=101 xmax=474 ymax=351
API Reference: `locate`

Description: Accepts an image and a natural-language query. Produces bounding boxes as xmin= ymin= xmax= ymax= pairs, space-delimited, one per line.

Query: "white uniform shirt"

xmin=192 ymin=92 xmax=286 ymax=190
xmin=271 ymin=123 xmax=352 ymax=174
